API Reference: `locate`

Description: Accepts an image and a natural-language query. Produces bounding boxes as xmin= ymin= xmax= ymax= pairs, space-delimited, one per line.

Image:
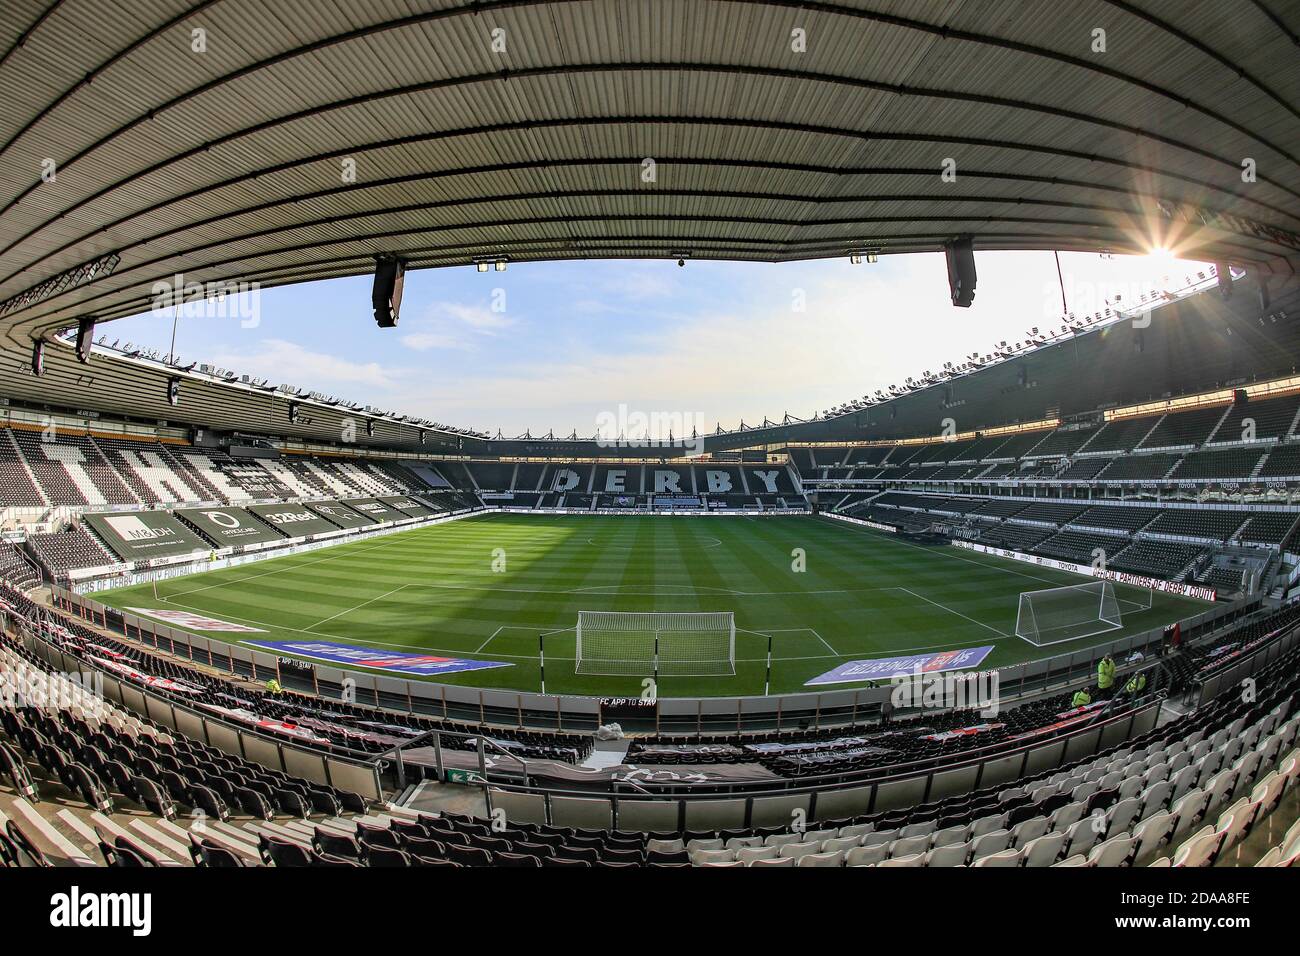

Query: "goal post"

xmin=1112 ymin=581 xmax=1154 ymax=612
xmin=575 ymin=610 xmax=736 ymax=677
xmin=1015 ymin=580 xmax=1125 ymax=647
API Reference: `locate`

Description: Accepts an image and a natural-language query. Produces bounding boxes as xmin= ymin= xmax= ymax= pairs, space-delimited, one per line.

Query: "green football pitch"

xmin=95 ymin=513 xmax=1206 ymax=698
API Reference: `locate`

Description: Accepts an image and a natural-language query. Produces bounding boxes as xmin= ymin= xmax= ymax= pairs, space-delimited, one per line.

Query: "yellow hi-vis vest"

xmin=1097 ymin=658 xmax=1116 ymax=689
xmin=1072 ymin=690 xmax=1091 ymax=707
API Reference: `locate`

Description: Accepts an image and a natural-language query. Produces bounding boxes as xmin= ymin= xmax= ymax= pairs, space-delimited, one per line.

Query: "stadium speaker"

xmin=1214 ymin=261 xmax=1232 ymax=300
xmin=1233 ymin=388 xmax=1249 ymax=406
xmin=167 ymin=377 xmax=180 ymax=407
xmin=1255 ymin=274 xmax=1271 ymax=311
xmin=31 ymin=339 xmax=44 ymax=376
xmin=944 ymin=237 xmax=976 ymax=308
xmin=75 ymin=316 xmax=95 ymax=363
xmin=372 ymin=255 xmax=407 ymax=328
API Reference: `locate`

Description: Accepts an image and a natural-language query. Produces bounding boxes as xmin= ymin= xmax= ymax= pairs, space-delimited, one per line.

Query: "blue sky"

xmin=109 ymin=249 xmax=1206 ymax=439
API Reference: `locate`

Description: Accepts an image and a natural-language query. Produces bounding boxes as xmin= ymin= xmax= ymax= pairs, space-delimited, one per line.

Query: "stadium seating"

xmin=1024 ymin=428 xmax=1097 ymax=459
xmin=1082 ymin=417 xmax=1161 ymax=453
xmin=1137 ymin=405 xmax=1228 ymax=450
xmin=1144 ymin=510 xmax=1249 ymax=543
xmin=0 ymin=623 xmax=379 ymax=868
xmin=1238 ymin=513 xmax=1300 ymax=549
xmin=3 ymin=550 xmax=1299 ymax=868
xmin=1097 ymin=454 xmax=1181 ymax=481
xmin=101 ymin=439 xmax=207 ymax=505
xmin=1071 ymin=506 xmax=1159 ymax=534
xmin=1259 ymin=444 xmax=1300 ymax=479
xmin=1169 ymin=448 xmax=1266 ymax=481
xmin=25 ymin=527 xmax=117 ymax=576
xmin=1011 ymin=502 xmax=1088 ymax=526
xmin=0 ymin=433 xmax=46 ymax=508
xmin=1057 ymin=458 xmax=1111 ymax=480
xmin=9 ymin=430 xmax=91 ymax=507
xmin=846 ymin=446 xmax=892 ymax=466
xmin=992 ymin=432 xmax=1056 ymax=459
xmin=1109 ymin=541 xmax=1206 ymax=579
xmin=0 ymin=545 xmax=38 ymax=589
xmin=1213 ymin=394 xmax=1300 ymax=445
xmin=1033 ymin=530 xmax=1129 ymax=565
xmin=976 ymin=524 xmax=1055 ymax=551
xmin=8 ymin=431 xmax=138 ymax=507
xmin=1193 ymin=565 xmax=1246 ymax=595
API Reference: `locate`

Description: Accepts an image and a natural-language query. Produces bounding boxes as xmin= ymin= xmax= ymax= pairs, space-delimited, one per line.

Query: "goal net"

xmin=575 ymin=610 xmax=736 ymax=677
xmin=1015 ymin=580 xmax=1128 ymax=647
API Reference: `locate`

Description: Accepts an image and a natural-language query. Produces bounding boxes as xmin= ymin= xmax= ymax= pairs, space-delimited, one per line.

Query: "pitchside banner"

xmin=176 ymin=506 xmax=287 ymax=545
xmin=952 ymin=539 xmax=1217 ymax=601
xmin=380 ymin=495 xmax=436 ymax=517
xmin=341 ymin=498 xmax=407 ymax=522
xmin=247 ymin=639 xmax=511 ymax=675
xmin=806 ymin=645 xmax=996 ymax=686
xmin=246 ymin=503 xmax=343 ymax=537
xmin=304 ymin=501 xmax=376 ymax=528
xmin=126 ymin=608 xmax=265 ymax=633
xmin=83 ymin=511 xmax=212 ymax=560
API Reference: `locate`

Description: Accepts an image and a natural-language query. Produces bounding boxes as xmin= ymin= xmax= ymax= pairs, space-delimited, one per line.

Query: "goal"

xmin=1015 ymin=580 xmax=1137 ymax=647
xmin=574 ymin=610 xmax=736 ymax=677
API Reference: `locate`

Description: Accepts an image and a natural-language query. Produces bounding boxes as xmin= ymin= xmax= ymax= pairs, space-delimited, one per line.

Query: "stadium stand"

xmin=0 ymin=545 xmax=38 ymax=590
xmin=1170 ymin=448 xmax=1268 ymax=481
xmin=1080 ymin=417 xmax=1160 ymax=454
xmin=1144 ymin=511 xmax=1249 ymax=543
xmin=1108 ymin=541 xmax=1207 ymax=579
xmin=1137 ymin=405 xmax=1229 ymax=450
xmin=25 ymin=528 xmax=117 ymax=577
xmin=3 ymin=517 xmax=1299 ymax=871
xmin=1212 ymin=394 xmax=1300 ymax=445
xmin=1098 ymin=453 xmax=1181 ymax=482
xmin=1071 ymin=506 xmax=1160 ymax=534
xmin=1239 ymin=513 xmax=1300 ymax=550
xmin=1058 ymin=458 xmax=1114 ymax=481
xmin=976 ymin=524 xmax=1056 ymax=551
xmin=0 ymin=433 xmax=46 ymax=508
xmin=1034 ymin=530 xmax=1129 ymax=565
xmin=1258 ymin=444 xmax=1300 ymax=479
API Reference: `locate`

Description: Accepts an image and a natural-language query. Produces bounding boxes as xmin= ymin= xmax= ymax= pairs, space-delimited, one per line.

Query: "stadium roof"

xmin=1 ymin=0 xmax=1299 ymax=354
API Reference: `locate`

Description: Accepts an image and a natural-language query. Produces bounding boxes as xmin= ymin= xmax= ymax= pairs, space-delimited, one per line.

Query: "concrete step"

xmin=0 ymin=794 xmax=94 ymax=866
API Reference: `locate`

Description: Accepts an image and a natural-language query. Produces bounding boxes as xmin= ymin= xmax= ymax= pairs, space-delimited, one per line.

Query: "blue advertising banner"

xmin=805 ymin=645 xmax=996 ymax=686
xmin=248 ymin=640 xmax=511 ymax=675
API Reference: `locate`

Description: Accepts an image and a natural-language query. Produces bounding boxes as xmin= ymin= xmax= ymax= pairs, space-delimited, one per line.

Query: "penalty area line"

xmin=895 ymin=586 xmax=1012 ymax=639
xmin=740 ymin=626 xmax=840 ymax=658
xmin=305 ymin=584 xmax=410 ymax=632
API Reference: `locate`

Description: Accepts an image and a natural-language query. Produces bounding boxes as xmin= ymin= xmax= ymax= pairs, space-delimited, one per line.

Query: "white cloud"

xmin=384 ymin=251 xmax=1209 ymax=436
xmin=205 ymin=339 xmax=400 ymax=389
xmin=400 ymin=332 xmax=469 ymax=351
xmin=149 ymin=252 xmax=1210 ymax=438
xmin=400 ymin=299 xmax=516 ymax=351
